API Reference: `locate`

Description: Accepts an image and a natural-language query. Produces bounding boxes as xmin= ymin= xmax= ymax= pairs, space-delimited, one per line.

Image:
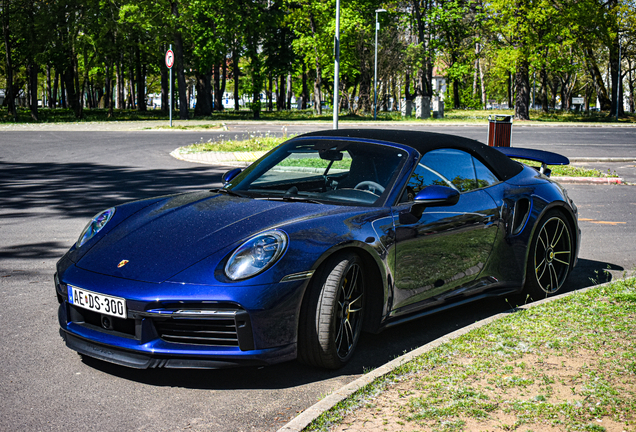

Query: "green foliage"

xmin=1 ymin=0 xmax=635 ymax=122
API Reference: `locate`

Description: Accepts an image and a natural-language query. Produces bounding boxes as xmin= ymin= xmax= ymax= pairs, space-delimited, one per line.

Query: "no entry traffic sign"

xmin=165 ymin=49 xmax=174 ymax=69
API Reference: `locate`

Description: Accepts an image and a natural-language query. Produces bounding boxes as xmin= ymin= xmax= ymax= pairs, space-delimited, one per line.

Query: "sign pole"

xmin=333 ymin=0 xmax=340 ymax=130
xmin=166 ymin=45 xmax=174 ymax=127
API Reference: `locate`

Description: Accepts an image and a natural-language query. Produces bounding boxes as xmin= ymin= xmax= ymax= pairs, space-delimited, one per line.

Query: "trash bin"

xmin=487 ymin=114 xmax=513 ymax=147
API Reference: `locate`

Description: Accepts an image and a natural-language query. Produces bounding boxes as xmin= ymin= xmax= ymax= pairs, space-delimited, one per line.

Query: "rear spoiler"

xmin=494 ymin=147 xmax=569 ymax=176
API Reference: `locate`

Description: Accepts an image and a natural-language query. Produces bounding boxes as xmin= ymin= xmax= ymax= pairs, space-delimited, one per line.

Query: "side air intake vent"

xmin=512 ymin=198 xmax=531 ymax=235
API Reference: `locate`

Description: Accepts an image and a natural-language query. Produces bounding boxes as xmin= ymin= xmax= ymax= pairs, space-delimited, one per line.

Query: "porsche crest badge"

xmin=117 ymin=260 xmax=129 ymax=268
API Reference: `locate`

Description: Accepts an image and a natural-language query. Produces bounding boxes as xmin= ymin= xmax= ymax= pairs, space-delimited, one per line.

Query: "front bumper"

xmin=60 ymin=329 xmax=295 ymax=369
xmin=55 ymin=262 xmax=308 ymax=369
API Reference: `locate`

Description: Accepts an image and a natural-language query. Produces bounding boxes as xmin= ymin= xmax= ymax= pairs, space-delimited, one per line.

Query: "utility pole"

xmin=333 ymin=0 xmax=340 ymax=129
xmin=373 ymin=9 xmax=386 ymax=120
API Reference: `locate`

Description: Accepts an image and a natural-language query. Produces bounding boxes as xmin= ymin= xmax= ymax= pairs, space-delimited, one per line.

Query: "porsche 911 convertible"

xmin=55 ymin=129 xmax=580 ymax=369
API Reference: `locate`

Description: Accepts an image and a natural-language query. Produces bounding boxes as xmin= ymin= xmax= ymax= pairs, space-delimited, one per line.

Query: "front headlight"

xmin=225 ymin=230 xmax=288 ymax=280
xmin=76 ymin=207 xmax=115 ymax=248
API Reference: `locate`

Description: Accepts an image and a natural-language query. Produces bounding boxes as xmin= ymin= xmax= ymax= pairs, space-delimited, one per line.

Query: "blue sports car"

xmin=55 ymin=130 xmax=580 ymax=369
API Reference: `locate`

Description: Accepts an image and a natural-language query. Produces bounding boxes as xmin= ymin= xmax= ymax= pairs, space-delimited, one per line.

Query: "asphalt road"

xmin=0 ymin=126 xmax=634 ymax=431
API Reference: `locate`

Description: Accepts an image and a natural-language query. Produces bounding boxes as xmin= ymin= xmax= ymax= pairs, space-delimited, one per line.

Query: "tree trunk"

xmin=514 ymin=59 xmax=530 ymax=120
xmin=117 ymin=55 xmax=125 ymax=109
xmin=301 ymin=64 xmax=308 ymax=110
xmin=194 ymin=71 xmax=212 ymax=116
xmin=309 ymin=14 xmax=322 ymax=114
xmin=507 ymin=72 xmax=513 ymax=109
xmin=73 ymin=51 xmax=82 ymax=117
xmin=628 ymin=58 xmax=634 ymax=113
xmin=105 ymin=60 xmax=113 ymax=115
xmin=453 ymin=78 xmax=460 ymax=109
xmin=128 ymin=57 xmax=135 ymax=109
xmin=585 ymin=47 xmax=611 ymax=111
xmin=358 ymin=69 xmax=371 ymax=113
xmin=2 ymin=6 xmax=16 ymax=120
xmin=233 ymin=47 xmax=240 ymax=111
xmin=549 ymin=76 xmax=559 ymax=109
xmin=60 ymin=75 xmax=67 ymax=109
xmin=83 ymin=48 xmax=90 ymax=109
xmin=479 ymin=64 xmax=486 ymax=109
xmin=46 ymin=65 xmax=52 ymax=108
xmin=472 ymin=59 xmax=478 ymax=98
xmin=221 ymin=59 xmax=227 ymax=106
xmin=276 ymin=75 xmax=282 ymax=111
xmin=161 ymin=63 xmax=168 ymax=112
xmin=286 ymin=73 xmax=292 ymax=110
xmin=267 ymin=72 xmax=273 ymax=111
xmin=540 ymin=66 xmax=549 ymax=113
xmin=135 ymin=43 xmax=146 ymax=112
xmin=213 ymin=62 xmax=219 ymax=111
xmin=63 ymin=64 xmax=81 ymax=118
xmin=27 ymin=62 xmax=39 ymax=120
xmin=52 ymin=71 xmax=59 ymax=108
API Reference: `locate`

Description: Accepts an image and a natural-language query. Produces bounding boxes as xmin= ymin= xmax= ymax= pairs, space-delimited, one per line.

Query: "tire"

xmin=524 ymin=210 xmax=574 ymax=301
xmin=298 ymin=252 xmax=365 ymax=369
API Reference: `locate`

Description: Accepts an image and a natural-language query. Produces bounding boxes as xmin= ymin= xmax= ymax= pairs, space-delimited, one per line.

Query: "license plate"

xmin=68 ymin=285 xmax=127 ymax=319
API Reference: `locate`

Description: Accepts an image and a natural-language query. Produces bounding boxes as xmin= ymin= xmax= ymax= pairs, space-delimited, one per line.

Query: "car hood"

xmin=76 ymin=192 xmax=340 ymax=283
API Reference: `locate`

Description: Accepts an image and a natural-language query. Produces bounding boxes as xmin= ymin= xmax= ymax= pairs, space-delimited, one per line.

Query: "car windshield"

xmin=225 ymin=138 xmax=408 ymax=206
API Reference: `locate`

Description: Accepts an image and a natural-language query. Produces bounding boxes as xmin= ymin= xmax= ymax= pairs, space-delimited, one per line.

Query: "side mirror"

xmin=222 ymin=168 xmax=242 ymax=185
xmin=413 ymin=185 xmax=460 ymax=207
xmin=405 ymin=185 xmax=459 ymax=221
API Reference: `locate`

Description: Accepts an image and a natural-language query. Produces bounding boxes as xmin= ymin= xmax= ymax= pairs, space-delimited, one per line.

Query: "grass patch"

xmin=2 ymin=107 xmax=635 ymax=124
xmin=513 ymin=159 xmax=620 ymax=178
xmin=550 ymin=165 xmax=619 ymax=178
xmin=178 ymin=133 xmax=289 ymax=154
xmin=306 ymin=278 xmax=636 ymax=431
xmin=150 ymin=124 xmax=222 ymax=130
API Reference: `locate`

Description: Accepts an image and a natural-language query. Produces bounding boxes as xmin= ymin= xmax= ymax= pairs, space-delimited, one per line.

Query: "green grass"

xmin=0 ymin=107 xmax=170 ymax=123
xmin=2 ymin=106 xmax=635 ymax=124
xmin=178 ymin=133 xmax=288 ymax=154
xmin=305 ymin=277 xmax=636 ymax=431
xmin=513 ymin=159 xmax=620 ymax=178
xmin=549 ymin=165 xmax=619 ymax=178
xmin=151 ymin=124 xmax=222 ymax=130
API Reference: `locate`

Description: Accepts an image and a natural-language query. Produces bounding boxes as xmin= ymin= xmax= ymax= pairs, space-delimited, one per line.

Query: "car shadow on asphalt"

xmin=79 ymin=258 xmax=624 ymax=390
xmin=0 ymin=160 xmax=227 ymax=218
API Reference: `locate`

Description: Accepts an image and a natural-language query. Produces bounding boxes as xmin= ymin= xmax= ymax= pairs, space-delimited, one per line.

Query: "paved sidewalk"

xmin=2 ymin=119 xmax=636 ymax=132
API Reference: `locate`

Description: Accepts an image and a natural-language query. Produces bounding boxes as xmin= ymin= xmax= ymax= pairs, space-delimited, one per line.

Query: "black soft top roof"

xmin=300 ymin=129 xmax=523 ymax=181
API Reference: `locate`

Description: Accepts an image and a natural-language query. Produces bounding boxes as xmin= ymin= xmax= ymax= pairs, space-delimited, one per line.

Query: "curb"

xmin=569 ymin=157 xmax=636 ymax=163
xmin=277 ymin=280 xmax=618 ymax=432
xmin=552 ymin=176 xmax=623 ymax=184
xmin=169 ymin=149 xmax=263 ymax=167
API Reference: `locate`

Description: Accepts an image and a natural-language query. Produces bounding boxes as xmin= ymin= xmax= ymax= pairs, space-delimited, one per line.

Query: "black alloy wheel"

xmin=525 ymin=210 xmax=573 ymax=300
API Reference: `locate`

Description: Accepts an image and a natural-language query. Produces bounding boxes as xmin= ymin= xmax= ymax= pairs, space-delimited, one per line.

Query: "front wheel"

xmin=524 ymin=210 xmax=574 ymax=300
xmin=298 ymin=252 xmax=365 ymax=369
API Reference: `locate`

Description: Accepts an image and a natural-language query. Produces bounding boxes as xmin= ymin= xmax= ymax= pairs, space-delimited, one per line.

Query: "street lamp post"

xmin=333 ymin=0 xmax=341 ymax=129
xmin=373 ymin=9 xmax=386 ymax=120
xmin=617 ymin=34 xmax=621 ymax=121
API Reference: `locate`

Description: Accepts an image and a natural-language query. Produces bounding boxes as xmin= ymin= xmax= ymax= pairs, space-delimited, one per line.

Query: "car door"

xmin=389 ymin=148 xmax=500 ymax=317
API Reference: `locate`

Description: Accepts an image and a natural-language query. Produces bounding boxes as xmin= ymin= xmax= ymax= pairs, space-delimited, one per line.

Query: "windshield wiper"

xmin=210 ymin=188 xmax=248 ymax=198
xmin=255 ymin=195 xmax=324 ymax=205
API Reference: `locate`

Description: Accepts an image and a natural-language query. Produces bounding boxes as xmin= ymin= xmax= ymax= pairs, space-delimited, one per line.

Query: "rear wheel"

xmin=524 ymin=210 xmax=573 ymax=300
xmin=298 ymin=252 xmax=365 ymax=369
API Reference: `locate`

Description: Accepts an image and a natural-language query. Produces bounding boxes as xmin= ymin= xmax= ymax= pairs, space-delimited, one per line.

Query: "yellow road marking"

xmin=579 ymin=218 xmax=627 ymax=225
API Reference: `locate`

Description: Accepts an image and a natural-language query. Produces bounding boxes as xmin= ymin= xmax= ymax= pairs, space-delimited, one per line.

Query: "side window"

xmin=473 ymin=157 xmax=499 ymax=188
xmin=401 ymin=149 xmax=496 ymax=202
